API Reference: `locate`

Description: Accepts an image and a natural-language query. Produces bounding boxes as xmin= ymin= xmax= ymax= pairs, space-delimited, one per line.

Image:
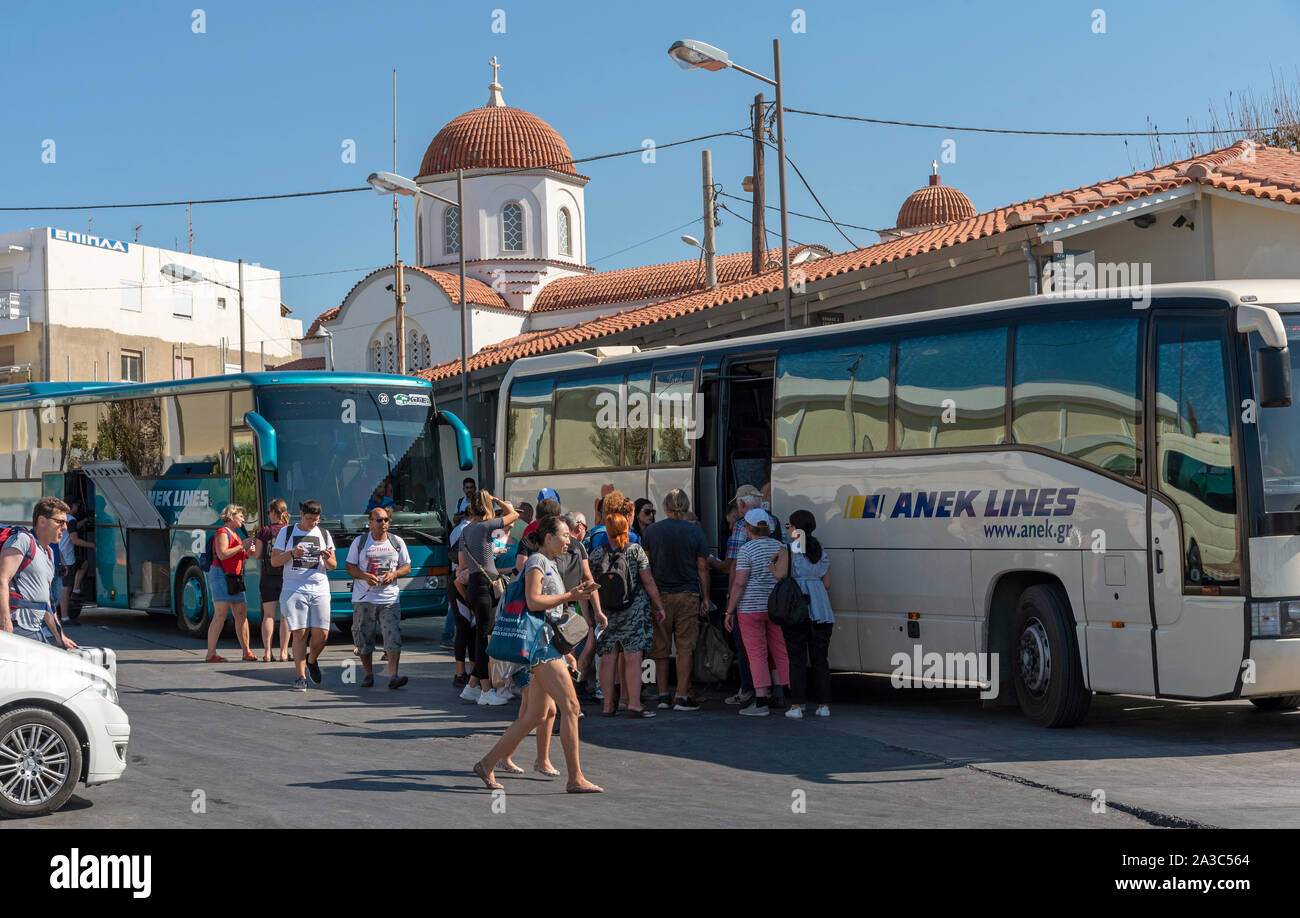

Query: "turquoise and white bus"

xmin=495 ymin=281 xmax=1300 ymax=726
xmin=0 ymin=372 xmax=473 ymax=637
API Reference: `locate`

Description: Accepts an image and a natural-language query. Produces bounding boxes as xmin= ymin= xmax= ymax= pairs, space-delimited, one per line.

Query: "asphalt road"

xmin=14 ymin=606 xmax=1300 ymax=829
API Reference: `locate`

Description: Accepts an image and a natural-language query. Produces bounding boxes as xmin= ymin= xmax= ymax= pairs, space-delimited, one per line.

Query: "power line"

xmin=784 ymin=107 xmax=1293 ymax=137
xmin=767 ymin=142 xmax=860 ymax=249
xmin=590 ymin=217 xmax=703 ymax=264
xmin=716 ymin=200 xmax=809 ymax=249
xmin=9 ymin=265 xmax=379 ymax=294
xmin=716 ymin=190 xmax=881 ymax=233
xmin=0 ymin=128 xmax=752 ymax=213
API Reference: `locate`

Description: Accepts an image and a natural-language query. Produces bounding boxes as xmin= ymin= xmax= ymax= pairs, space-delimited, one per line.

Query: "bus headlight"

xmin=1254 ymin=600 xmax=1300 ymax=637
xmin=1284 ymin=600 xmax=1300 ymax=637
xmin=425 ymin=575 xmax=447 ymax=590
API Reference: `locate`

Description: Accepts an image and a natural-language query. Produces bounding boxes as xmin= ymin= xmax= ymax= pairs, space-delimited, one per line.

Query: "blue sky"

xmin=3 ymin=0 xmax=1298 ymax=338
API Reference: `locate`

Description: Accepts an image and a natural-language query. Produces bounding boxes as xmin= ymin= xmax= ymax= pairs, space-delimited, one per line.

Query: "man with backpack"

xmin=642 ymin=489 xmax=709 ymax=711
xmin=0 ymin=497 xmax=78 ymax=649
xmin=346 ymin=505 xmax=412 ymax=689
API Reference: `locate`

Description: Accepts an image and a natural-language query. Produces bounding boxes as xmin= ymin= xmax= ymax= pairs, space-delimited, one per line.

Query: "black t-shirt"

xmin=642 ymin=517 xmax=708 ymax=594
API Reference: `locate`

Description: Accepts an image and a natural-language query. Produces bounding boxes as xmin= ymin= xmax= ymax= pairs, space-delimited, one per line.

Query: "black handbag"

xmin=224 ymin=572 xmax=246 ymax=594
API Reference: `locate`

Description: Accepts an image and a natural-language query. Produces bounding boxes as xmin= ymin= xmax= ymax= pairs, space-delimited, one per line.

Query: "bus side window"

xmin=895 ymin=327 xmax=1006 ymax=450
xmin=506 ymin=378 xmax=553 ymax=474
xmin=1012 ymin=316 xmax=1143 ymax=480
xmin=0 ymin=410 xmax=12 ymax=480
xmin=652 ymin=369 xmax=695 ymax=464
xmin=164 ymin=391 xmax=230 ymax=476
xmin=554 ymin=375 xmax=624 ymax=470
xmin=776 ymin=343 xmax=889 ymax=456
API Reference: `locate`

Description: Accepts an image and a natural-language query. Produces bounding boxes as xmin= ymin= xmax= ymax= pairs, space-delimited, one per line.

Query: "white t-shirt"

xmin=346 ymin=532 xmax=410 ymax=605
xmin=274 ymin=524 xmax=335 ymax=592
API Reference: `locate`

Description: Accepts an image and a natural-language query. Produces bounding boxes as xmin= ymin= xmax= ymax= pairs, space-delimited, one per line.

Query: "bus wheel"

xmin=175 ymin=564 xmax=211 ymax=639
xmin=1249 ymin=695 xmax=1300 ymax=711
xmin=1011 ymin=584 xmax=1091 ymax=727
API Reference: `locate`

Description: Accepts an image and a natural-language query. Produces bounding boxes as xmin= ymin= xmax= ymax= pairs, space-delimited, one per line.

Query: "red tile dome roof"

xmin=896 ymin=169 xmax=976 ymax=230
xmin=418 ymin=103 xmax=576 ymax=177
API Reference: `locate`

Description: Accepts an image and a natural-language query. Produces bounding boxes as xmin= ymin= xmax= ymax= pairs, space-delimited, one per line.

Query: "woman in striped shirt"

xmin=724 ymin=508 xmax=789 ymax=717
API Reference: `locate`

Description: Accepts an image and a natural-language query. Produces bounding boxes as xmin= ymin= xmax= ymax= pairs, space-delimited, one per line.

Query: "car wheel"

xmin=1011 ymin=584 xmax=1092 ymax=727
xmin=1250 ymin=695 xmax=1300 ymax=711
xmin=175 ymin=563 xmax=211 ymax=639
xmin=0 ymin=707 xmax=83 ymax=818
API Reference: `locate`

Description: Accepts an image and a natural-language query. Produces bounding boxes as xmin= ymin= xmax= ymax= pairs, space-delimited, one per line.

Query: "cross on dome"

xmin=487 ymin=56 xmax=505 ymax=107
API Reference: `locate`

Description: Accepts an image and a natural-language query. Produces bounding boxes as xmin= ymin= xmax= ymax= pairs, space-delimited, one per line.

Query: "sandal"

xmin=534 ymin=761 xmax=560 ymax=777
xmin=205 ymin=653 xmax=228 ymax=663
xmin=262 ymin=654 xmax=272 ymax=663
xmin=497 ymin=760 xmax=525 ymax=775
xmin=473 ymin=761 xmax=503 ymax=791
xmin=242 ymin=652 xmax=259 ymax=662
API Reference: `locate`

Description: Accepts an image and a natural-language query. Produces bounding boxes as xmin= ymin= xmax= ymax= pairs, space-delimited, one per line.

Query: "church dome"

xmin=417 ymin=65 xmax=576 ymax=178
xmin=895 ymin=164 xmax=976 ymax=230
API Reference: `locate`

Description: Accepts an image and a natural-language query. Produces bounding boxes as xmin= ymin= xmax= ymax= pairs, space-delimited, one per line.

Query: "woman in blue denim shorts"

xmin=205 ymin=504 xmax=257 ymax=663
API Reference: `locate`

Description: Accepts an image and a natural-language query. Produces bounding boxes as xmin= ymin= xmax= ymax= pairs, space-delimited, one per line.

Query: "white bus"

xmin=495 ymin=281 xmax=1300 ymax=726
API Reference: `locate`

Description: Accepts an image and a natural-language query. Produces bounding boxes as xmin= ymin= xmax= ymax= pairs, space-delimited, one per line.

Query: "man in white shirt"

xmin=346 ymin=506 xmax=412 ymax=689
xmin=271 ymin=500 xmax=337 ymax=692
xmin=454 ymin=478 xmax=477 ymax=524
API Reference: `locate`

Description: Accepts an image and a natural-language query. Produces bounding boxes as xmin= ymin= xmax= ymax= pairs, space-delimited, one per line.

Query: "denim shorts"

xmin=207 ymin=566 xmax=246 ymax=605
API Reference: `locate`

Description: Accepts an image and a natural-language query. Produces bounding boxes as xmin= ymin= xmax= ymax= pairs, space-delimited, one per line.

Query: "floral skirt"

xmin=595 ymin=600 xmax=654 ymax=655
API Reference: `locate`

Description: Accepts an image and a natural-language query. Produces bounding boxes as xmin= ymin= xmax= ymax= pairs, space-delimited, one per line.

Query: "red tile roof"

xmin=418 ymin=142 xmax=1300 ymax=383
xmin=306 ymin=265 xmax=511 ymax=338
xmin=896 ymin=174 xmax=976 ymax=229
xmin=418 ymin=106 xmax=577 ymax=178
xmin=270 ymin=356 xmax=326 ymax=371
xmin=531 ymin=249 xmax=782 ymax=312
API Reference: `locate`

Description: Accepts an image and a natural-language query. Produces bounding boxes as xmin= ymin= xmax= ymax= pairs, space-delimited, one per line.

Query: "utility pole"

xmin=773 ymin=38 xmax=792 ymax=330
xmin=392 ymin=68 xmax=406 ymax=375
xmin=458 ymin=168 xmax=469 ymax=426
xmin=751 ymin=92 xmax=766 ymax=276
xmin=702 ymin=150 xmax=717 ymax=288
xmin=237 ymin=258 xmax=246 ymax=372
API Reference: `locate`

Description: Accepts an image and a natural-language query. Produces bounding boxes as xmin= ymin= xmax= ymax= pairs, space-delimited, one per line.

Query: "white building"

xmin=0 ymin=227 xmax=302 ymax=384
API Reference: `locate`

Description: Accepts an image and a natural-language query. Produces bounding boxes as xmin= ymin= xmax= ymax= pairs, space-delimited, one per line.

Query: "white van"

xmin=0 ymin=631 xmax=129 ymax=817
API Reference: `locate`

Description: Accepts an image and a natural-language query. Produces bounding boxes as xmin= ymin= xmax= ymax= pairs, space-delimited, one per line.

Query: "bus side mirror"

xmin=437 ymin=410 xmax=474 ymax=471
xmin=243 ymin=411 xmax=279 ymax=471
xmin=1257 ymin=347 xmax=1292 ymax=409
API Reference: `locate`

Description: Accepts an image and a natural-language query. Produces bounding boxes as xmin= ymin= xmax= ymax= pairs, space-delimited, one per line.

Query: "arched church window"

xmin=421 ymin=335 xmax=430 ymax=367
xmin=370 ymin=338 xmax=382 ymax=373
xmin=558 ymin=208 xmax=572 ymax=257
xmin=444 ymin=205 xmax=460 ymax=256
xmin=409 ymin=330 xmax=421 ymax=370
xmin=503 ymin=202 xmax=524 ymax=251
xmin=384 ymin=333 xmax=395 ymax=374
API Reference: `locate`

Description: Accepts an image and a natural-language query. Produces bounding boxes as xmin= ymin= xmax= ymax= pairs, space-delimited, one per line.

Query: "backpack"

xmin=767 ymin=571 xmax=810 ymax=627
xmin=692 ymin=618 xmax=735 ymax=684
xmin=0 ymin=526 xmax=41 ymax=580
xmin=592 ymin=545 xmax=635 ymax=612
xmin=198 ymin=529 xmax=217 ymax=572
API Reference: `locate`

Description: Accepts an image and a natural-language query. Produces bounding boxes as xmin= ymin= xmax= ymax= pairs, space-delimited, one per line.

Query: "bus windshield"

xmin=1253 ymin=309 xmax=1300 ymax=512
xmin=256 ymin=385 xmax=446 ymax=539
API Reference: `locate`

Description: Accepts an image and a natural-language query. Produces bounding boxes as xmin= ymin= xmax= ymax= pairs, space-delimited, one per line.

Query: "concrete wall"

xmin=1210 ymin=194 xmax=1300 ymax=280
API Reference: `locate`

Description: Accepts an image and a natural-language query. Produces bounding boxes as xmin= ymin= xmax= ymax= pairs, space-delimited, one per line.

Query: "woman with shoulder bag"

xmin=590 ymin=511 xmax=664 ymax=718
xmin=474 ymin=514 xmax=603 ymax=793
xmin=769 ymin=510 xmax=834 ymax=719
xmin=257 ymin=499 xmax=291 ymax=662
xmin=725 ymin=509 xmax=790 ymax=716
xmin=205 ymin=504 xmax=258 ymax=663
xmin=458 ymin=490 xmax=519 ymax=705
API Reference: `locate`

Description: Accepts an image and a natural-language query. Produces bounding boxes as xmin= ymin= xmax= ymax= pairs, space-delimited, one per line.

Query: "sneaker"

xmin=594 ymin=685 xmax=604 ymax=701
xmin=673 ymin=696 xmax=701 ymax=712
xmin=785 ymin=706 xmax=804 ymax=720
xmin=725 ymin=690 xmax=754 ymax=706
xmin=306 ymin=659 xmax=322 ymax=684
xmin=655 ymin=693 xmax=673 ymax=710
xmin=360 ymin=673 xmax=374 ymax=688
xmin=460 ymin=684 xmax=483 ymax=703
xmin=453 ymin=673 xmax=470 ymax=688
xmin=439 ymin=640 xmax=455 ymax=651
xmin=478 ymin=688 xmax=509 ymax=706
xmin=290 ymin=677 xmax=308 ymax=692
xmin=739 ymin=698 xmax=770 ymax=717
xmin=388 ymin=675 xmax=408 ymax=690
xmin=814 ymin=705 xmax=830 ymax=717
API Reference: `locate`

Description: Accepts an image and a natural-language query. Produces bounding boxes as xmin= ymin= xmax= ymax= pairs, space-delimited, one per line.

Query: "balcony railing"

xmin=0 ymin=292 xmax=30 ymax=320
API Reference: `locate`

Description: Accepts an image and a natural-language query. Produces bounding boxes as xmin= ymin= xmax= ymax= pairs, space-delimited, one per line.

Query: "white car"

xmin=0 ymin=631 xmax=129 ymax=818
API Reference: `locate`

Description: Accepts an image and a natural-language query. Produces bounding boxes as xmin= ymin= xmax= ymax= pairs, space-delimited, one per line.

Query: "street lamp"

xmin=668 ymin=37 xmax=794 ymax=329
xmin=161 ymin=260 xmax=247 ymax=372
xmin=367 ymin=169 xmax=470 ymax=426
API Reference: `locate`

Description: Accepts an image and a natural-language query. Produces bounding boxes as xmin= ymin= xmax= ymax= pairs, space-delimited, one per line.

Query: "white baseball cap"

xmin=743 ymin=508 xmax=770 ymax=527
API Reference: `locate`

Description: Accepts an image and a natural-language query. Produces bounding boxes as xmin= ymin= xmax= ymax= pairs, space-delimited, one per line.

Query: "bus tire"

xmin=175 ymin=563 xmax=211 ymax=639
xmin=1011 ymin=584 xmax=1091 ymax=727
xmin=0 ymin=706 xmax=83 ymax=818
xmin=1249 ymin=695 xmax=1300 ymax=711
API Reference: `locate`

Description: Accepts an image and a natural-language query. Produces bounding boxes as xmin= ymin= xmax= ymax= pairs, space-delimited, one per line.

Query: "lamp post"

xmin=160 ymin=263 xmax=247 ymax=372
xmin=367 ymin=169 xmax=470 ymax=425
xmin=668 ymin=38 xmax=793 ymax=329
